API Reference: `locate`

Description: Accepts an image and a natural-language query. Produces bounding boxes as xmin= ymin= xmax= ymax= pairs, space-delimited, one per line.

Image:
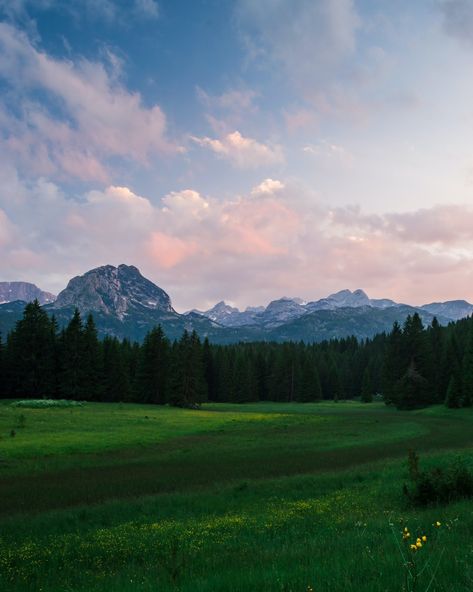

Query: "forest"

xmin=1 ymin=300 xmax=472 ymax=410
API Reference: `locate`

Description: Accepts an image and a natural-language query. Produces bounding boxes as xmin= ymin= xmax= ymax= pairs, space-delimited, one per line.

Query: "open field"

xmin=1 ymin=401 xmax=472 ymax=591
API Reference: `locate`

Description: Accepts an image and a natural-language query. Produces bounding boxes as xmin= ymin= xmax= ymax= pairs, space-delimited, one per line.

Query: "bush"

xmin=404 ymin=454 xmax=473 ymax=506
xmin=10 ymin=399 xmax=86 ymax=409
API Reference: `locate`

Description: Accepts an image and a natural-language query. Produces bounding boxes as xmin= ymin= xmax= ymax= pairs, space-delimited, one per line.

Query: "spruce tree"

xmin=169 ymin=330 xmax=206 ymax=407
xmin=102 ymin=336 xmax=130 ymax=402
xmin=135 ymin=325 xmax=169 ymax=404
xmin=440 ymin=334 xmax=462 ymax=403
xmin=361 ymin=367 xmax=373 ymax=402
xmin=8 ymin=300 xmax=56 ymax=397
xmin=0 ymin=333 xmax=4 ymax=399
xmin=461 ymin=322 xmax=473 ymax=407
xmin=445 ymin=374 xmax=462 ymax=408
xmin=82 ymin=314 xmax=102 ymax=400
xmin=298 ymin=356 xmax=322 ymax=402
xmin=59 ymin=309 xmax=86 ymax=399
xmin=382 ymin=321 xmax=404 ymax=405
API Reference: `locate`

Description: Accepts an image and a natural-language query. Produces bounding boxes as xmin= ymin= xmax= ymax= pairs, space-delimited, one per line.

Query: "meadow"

xmin=0 ymin=400 xmax=472 ymax=591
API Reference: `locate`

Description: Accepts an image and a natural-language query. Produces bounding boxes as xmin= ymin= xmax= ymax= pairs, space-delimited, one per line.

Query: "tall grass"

xmin=0 ymin=401 xmax=472 ymax=591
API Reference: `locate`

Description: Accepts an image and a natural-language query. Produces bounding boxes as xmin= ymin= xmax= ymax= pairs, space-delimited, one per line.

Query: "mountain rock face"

xmin=193 ymin=290 xmax=405 ymax=329
xmin=53 ymin=264 xmax=174 ymax=319
xmin=0 ymin=282 xmax=55 ymax=305
xmin=421 ymin=300 xmax=473 ymax=322
xmin=191 ymin=301 xmax=240 ymax=325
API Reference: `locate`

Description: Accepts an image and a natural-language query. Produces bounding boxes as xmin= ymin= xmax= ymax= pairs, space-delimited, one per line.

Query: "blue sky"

xmin=1 ymin=0 xmax=473 ymax=310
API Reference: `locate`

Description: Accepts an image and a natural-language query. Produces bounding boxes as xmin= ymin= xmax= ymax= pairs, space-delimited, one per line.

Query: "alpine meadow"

xmin=2 ymin=1 xmax=473 ymax=591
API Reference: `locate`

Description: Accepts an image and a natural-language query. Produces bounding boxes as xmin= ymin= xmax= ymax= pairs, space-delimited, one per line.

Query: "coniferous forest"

xmin=1 ymin=300 xmax=473 ymax=410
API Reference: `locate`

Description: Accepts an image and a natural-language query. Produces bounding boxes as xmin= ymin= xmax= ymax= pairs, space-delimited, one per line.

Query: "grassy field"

xmin=0 ymin=400 xmax=472 ymax=591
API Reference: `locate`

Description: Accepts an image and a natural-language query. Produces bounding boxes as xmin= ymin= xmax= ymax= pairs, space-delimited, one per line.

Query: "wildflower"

xmin=416 ymin=541 xmax=422 ymax=548
xmin=410 ymin=544 xmax=418 ymax=552
xmin=435 ymin=521 xmax=441 ymax=528
xmin=422 ymin=535 xmax=427 ymax=542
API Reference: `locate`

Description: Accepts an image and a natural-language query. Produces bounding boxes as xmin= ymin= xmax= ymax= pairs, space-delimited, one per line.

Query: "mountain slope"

xmin=0 ymin=282 xmax=55 ymax=305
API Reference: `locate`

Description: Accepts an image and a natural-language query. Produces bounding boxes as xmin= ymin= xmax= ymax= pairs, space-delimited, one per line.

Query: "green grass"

xmin=1 ymin=400 xmax=472 ymax=591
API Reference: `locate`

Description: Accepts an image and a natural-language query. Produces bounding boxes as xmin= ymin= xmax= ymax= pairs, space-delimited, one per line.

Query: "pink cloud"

xmin=147 ymin=232 xmax=199 ymax=269
xmin=0 ymin=23 xmax=175 ymax=181
xmin=190 ymin=131 xmax=284 ymax=169
xmin=3 ymin=166 xmax=473 ymax=309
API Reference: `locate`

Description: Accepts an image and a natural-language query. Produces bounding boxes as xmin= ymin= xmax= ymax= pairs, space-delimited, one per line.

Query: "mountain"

xmin=190 ymin=301 xmax=241 ymax=326
xmin=46 ymin=264 xmax=228 ymax=342
xmin=264 ymin=305 xmax=450 ymax=343
xmin=420 ymin=300 xmax=473 ymax=322
xmin=0 ymin=281 xmax=55 ymax=305
xmin=53 ymin=264 xmax=174 ymax=319
xmin=0 ymin=266 xmax=470 ymax=344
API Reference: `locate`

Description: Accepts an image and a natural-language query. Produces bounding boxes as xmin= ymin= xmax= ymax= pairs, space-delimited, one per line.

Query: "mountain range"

xmin=0 ymin=264 xmax=472 ymax=343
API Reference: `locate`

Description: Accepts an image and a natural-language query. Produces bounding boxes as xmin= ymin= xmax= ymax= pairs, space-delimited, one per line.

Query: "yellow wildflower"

xmin=435 ymin=521 xmax=441 ymax=528
xmin=410 ymin=544 xmax=417 ymax=552
xmin=422 ymin=535 xmax=427 ymax=542
xmin=416 ymin=541 xmax=422 ymax=548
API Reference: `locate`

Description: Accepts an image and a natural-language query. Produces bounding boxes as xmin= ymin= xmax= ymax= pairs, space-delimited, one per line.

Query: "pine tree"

xmin=59 ymin=309 xmax=86 ymax=399
xmin=428 ymin=317 xmax=443 ymax=402
xmin=102 ymin=336 xmax=130 ymax=402
xmin=298 ymin=355 xmax=322 ymax=402
xmin=0 ymin=333 xmax=4 ymax=399
xmin=169 ymin=330 xmax=206 ymax=407
xmin=382 ymin=321 xmax=404 ymax=405
xmin=361 ymin=367 xmax=373 ymax=402
xmin=82 ymin=314 xmax=102 ymax=400
xmin=202 ymin=338 xmax=216 ymax=401
xmin=461 ymin=322 xmax=473 ymax=407
xmin=445 ymin=374 xmax=462 ymax=408
xmin=402 ymin=313 xmax=431 ymax=406
xmin=135 ymin=325 xmax=169 ymax=404
xmin=7 ymin=300 xmax=56 ymax=397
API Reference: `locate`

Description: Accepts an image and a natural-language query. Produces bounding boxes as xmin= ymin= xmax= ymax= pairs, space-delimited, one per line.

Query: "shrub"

xmin=404 ymin=453 xmax=473 ymax=506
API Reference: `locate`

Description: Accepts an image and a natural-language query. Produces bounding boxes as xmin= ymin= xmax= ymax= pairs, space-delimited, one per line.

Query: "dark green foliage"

xmin=360 ymin=367 xmax=373 ymax=402
xmin=169 ymin=331 xmax=207 ymax=407
xmin=445 ymin=374 xmax=462 ymax=408
xmin=5 ymin=300 xmax=56 ymax=398
xmin=59 ymin=309 xmax=86 ymax=399
xmin=82 ymin=315 xmax=102 ymax=400
xmin=102 ymin=336 xmax=131 ymax=402
xmin=461 ymin=324 xmax=473 ymax=407
xmin=135 ymin=326 xmax=170 ymax=404
xmin=404 ymin=454 xmax=473 ymax=506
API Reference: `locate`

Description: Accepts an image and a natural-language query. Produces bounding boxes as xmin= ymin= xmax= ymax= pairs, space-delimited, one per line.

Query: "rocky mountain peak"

xmin=327 ymin=289 xmax=370 ymax=307
xmin=53 ymin=264 xmax=174 ymax=319
xmin=0 ymin=282 xmax=56 ymax=305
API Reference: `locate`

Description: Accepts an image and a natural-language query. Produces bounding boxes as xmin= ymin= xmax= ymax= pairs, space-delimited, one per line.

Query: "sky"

xmin=1 ymin=0 xmax=473 ymax=311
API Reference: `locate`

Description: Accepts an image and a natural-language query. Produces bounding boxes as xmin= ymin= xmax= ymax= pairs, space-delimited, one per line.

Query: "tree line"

xmin=0 ymin=300 xmax=472 ymax=409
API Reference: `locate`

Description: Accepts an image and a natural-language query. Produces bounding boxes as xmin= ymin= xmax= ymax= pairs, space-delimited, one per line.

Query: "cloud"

xmin=190 ymin=131 xmax=284 ymax=169
xmin=3 ymin=161 xmax=473 ymax=309
xmin=251 ymin=178 xmax=285 ymax=196
xmin=441 ymin=0 xmax=473 ymax=45
xmin=0 ymin=23 xmax=174 ymax=181
xmin=134 ymin=0 xmax=159 ymax=19
xmin=235 ymin=0 xmax=360 ymax=90
xmin=303 ymin=141 xmax=354 ymax=167
xmin=197 ymin=88 xmax=258 ymax=113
